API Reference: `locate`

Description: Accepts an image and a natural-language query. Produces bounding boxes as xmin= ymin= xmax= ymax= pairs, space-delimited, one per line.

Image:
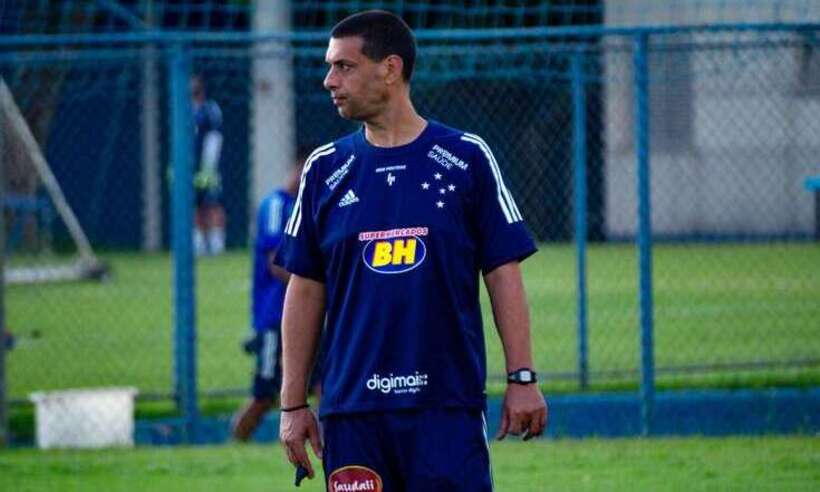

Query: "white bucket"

xmin=29 ymin=387 xmax=138 ymax=449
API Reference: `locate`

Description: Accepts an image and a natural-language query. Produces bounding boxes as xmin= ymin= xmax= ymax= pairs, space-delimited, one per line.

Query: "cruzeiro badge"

xmin=420 ymin=172 xmax=456 ymax=209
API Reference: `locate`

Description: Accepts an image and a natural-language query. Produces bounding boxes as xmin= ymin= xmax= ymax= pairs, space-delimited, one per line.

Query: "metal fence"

xmin=1 ymin=23 xmax=819 ymax=442
xmin=4 ymin=0 xmax=820 ymax=33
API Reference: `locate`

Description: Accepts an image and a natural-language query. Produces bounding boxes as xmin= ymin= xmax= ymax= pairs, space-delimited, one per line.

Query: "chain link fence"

xmin=6 ymin=1 xmax=820 ymax=33
xmin=1 ymin=24 xmax=819 ymax=444
xmin=591 ymin=31 xmax=820 ymax=385
xmin=1 ymin=47 xmax=173 ymax=405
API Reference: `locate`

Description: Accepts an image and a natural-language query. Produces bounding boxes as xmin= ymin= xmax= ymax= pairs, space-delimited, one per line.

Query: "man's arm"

xmin=484 ymin=261 xmax=547 ymax=440
xmin=267 ymin=251 xmax=291 ymax=284
xmin=279 ymin=274 xmax=325 ymax=479
xmin=200 ymin=130 xmax=223 ymax=173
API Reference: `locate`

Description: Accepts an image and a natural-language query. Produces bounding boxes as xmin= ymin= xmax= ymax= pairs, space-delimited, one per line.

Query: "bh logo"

xmin=329 ymin=465 xmax=383 ymax=492
xmin=360 ymin=227 xmax=428 ymax=274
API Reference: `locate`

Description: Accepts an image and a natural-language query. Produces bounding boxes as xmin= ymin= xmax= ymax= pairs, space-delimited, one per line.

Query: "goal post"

xmin=1 ymin=78 xmax=109 ymax=285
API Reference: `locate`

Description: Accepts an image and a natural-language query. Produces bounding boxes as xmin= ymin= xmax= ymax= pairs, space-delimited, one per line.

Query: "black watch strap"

xmin=507 ymin=368 xmax=537 ymax=385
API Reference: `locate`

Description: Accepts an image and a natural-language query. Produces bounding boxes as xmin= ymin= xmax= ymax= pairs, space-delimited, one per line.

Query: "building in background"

xmin=604 ymin=1 xmax=820 ymax=239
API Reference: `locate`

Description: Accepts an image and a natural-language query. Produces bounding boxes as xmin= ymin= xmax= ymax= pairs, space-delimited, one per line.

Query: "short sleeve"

xmin=274 ymin=163 xmax=326 ymax=282
xmin=256 ymin=192 xmax=289 ymax=253
xmin=462 ymin=134 xmax=537 ymax=273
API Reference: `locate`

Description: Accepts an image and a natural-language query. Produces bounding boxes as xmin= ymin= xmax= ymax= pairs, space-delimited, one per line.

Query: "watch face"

xmin=509 ymin=370 xmax=535 ymax=383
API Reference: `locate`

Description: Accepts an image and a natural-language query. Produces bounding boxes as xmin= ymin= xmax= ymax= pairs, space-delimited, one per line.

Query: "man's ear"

xmin=383 ymin=54 xmax=405 ymax=85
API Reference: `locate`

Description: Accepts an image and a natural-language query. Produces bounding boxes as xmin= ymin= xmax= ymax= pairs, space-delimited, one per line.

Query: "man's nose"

xmin=324 ymin=70 xmax=337 ymax=91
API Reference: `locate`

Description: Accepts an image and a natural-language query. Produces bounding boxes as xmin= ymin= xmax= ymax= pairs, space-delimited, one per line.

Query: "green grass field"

xmin=4 ymin=244 xmax=820 ymax=489
xmin=1 ymin=437 xmax=818 ymax=491
xmin=7 ymin=242 xmax=819 ymax=404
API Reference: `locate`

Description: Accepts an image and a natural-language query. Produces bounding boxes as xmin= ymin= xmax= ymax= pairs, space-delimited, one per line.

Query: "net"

xmin=1 ymin=78 xmax=108 ymax=285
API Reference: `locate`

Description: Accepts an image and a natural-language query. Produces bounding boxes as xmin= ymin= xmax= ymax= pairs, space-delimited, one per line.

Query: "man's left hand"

xmin=495 ymin=384 xmax=547 ymax=441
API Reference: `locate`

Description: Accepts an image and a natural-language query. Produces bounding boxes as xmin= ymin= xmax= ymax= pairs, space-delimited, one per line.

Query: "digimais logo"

xmin=366 ymin=372 xmax=429 ymax=395
xmin=329 ymin=465 xmax=383 ymax=492
xmin=359 ymin=227 xmax=428 ymax=275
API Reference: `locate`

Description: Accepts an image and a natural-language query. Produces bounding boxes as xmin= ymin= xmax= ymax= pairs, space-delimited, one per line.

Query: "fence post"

xmin=141 ymin=2 xmax=161 ymax=252
xmin=571 ymin=50 xmax=589 ymax=390
xmin=633 ymin=33 xmax=655 ymax=436
xmin=0 ymin=108 xmax=7 ymax=447
xmin=168 ymin=43 xmax=198 ymax=441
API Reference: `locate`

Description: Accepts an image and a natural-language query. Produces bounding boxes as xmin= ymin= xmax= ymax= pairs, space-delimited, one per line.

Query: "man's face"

xmin=323 ymin=36 xmax=389 ymax=121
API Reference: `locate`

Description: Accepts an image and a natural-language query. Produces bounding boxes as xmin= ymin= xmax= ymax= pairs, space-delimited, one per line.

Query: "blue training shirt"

xmin=253 ymin=189 xmax=295 ymax=332
xmin=276 ymin=120 xmax=537 ymax=417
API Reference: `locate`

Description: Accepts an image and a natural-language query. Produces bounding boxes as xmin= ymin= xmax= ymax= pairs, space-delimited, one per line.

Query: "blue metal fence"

xmin=633 ymin=33 xmax=656 ymax=434
xmin=168 ymin=43 xmax=198 ymax=439
xmin=2 ymin=23 xmax=819 ymax=442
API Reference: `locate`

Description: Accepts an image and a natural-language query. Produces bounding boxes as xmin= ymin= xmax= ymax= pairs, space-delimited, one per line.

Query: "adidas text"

xmin=338 ymin=190 xmax=359 ymax=207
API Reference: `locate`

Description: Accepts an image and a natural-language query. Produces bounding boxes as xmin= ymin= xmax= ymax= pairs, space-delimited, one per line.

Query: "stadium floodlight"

xmin=1 ymin=78 xmax=109 ymax=285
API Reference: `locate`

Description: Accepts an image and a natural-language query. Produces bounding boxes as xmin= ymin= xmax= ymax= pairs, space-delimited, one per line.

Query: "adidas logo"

xmin=338 ymin=189 xmax=360 ymax=207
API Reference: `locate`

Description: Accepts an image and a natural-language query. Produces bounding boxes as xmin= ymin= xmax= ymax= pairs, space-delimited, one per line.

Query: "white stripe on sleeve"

xmin=285 ymin=143 xmax=335 ymax=236
xmin=461 ymin=134 xmax=523 ymax=223
xmin=464 ymin=133 xmax=523 ymax=221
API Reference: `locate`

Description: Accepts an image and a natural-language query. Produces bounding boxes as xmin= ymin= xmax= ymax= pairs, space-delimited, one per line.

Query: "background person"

xmin=190 ymin=74 xmax=226 ymax=256
xmin=232 ymin=156 xmax=321 ymax=441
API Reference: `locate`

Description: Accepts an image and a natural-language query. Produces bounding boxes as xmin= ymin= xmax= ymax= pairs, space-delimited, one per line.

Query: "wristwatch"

xmin=507 ymin=368 xmax=537 ymax=385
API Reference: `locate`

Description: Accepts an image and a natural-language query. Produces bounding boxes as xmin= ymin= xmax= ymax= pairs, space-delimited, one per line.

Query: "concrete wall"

xmin=604 ymin=1 xmax=820 ymax=237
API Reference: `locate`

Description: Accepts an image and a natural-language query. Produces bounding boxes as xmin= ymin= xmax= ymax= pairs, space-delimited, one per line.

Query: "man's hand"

xmin=279 ymin=275 xmax=326 ymax=479
xmin=280 ymin=408 xmax=323 ymax=479
xmin=496 ymin=384 xmax=547 ymax=441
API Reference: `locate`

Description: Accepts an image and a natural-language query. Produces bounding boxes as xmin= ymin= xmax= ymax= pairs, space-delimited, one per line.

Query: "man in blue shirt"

xmin=276 ymin=11 xmax=547 ymax=490
xmin=232 ymin=158 xmax=316 ymax=441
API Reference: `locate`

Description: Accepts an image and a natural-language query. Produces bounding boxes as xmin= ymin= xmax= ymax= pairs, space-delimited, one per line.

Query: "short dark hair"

xmin=331 ymin=10 xmax=416 ymax=82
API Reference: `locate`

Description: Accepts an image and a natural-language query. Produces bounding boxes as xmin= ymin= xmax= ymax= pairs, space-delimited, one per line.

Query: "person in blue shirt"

xmin=190 ymin=75 xmax=226 ymax=256
xmin=276 ymin=10 xmax=547 ymax=490
xmin=231 ymin=156 xmax=322 ymax=441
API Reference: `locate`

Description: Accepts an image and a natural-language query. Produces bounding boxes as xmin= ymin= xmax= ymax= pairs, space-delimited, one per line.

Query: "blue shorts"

xmin=251 ymin=330 xmax=282 ymax=400
xmin=249 ymin=329 xmax=324 ymax=400
xmin=321 ymin=408 xmax=493 ymax=492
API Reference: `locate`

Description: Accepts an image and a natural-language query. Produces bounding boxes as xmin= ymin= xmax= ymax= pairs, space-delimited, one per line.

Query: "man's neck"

xmin=363 ymin=97 xmax=427 ymax=148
